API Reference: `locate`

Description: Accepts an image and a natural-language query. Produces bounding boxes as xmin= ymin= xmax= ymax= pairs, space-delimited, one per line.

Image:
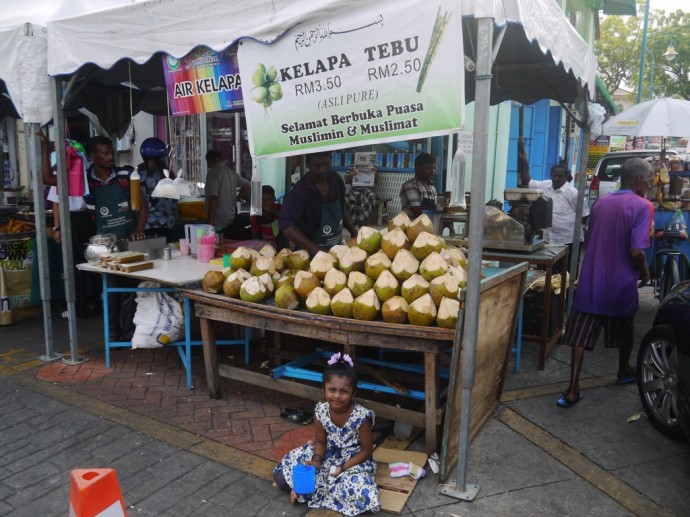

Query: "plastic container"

xmin=293 ymin=464 xmax=316 ymax=495
xmin=196 ymin=244 xmax=215 ymax=263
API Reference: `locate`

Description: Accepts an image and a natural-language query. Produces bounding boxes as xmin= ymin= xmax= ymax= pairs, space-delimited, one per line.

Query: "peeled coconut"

xmin=277 ymin=247 xmax=292 ymax=258
xmin=309 ymin=250 xmax=337 ymax=279
xmin=411 ymin=231 xmax=446 ymax=260
xmin=221 ymin=267 xmax=234 ymax=278
xmin=331 ymin=288 xmax=354 ymax=318
xmin=202 ymin=270 xmax=226 ymax=294
xmin=259 ymin=244 xmax=276 ymax=257
xmin=305 ymin=287 xmax=332 ymax=315
xmin=388 ymin=212 xmax=411 ymax=233
xmin=275 ymin=270 xmax=297 ymax=289
xmin=239 ymin=276 xmax=267 ymax=303
xmin=230 ymin=246 xmax=254 ymax=271
xmin=328 ymin=244 xmax=349 ymax=262
xmin=436 ymin=297 xmax=460 ymax=329
xmin=440 ymin=247 xmax=467 ymax=268
xmin=286 ymin=249 xmax=310 ymax=270
xmin=272 ymin=255 xmax=286 ymax=273
xmin=348 ymin=271 xmax=374 ymax=298
xmin=373 ymin=270 xmax=400 ymax=303
xmin=380 ymin=227 xmax=410 ymax=260
xmin=429 ymin=274 xmax=460 ymax=305
xmin=352 ymin=289 xmax=381 ymax=321
xmin=338 ymin=246 xmax=368 ymax=274
xmin=408 ymin=293 xmax=437 ymax=326
xmin=381 ymin=296 xmax=409 ymax=324
xmin=356 ymin=226 xmax=382 ymax=254
xmin=223 ymin=269 xmax=252 ymax=298
xmin=323 ymin=268 xmax=347 ymax=296
xmin=447 ymin=264 xmax=468 ymax=288
xmin=419 ymin=252 xmax=449 ymax=282
xmin=274 ymin=284 xmax=299 ymax=310
xmin=406 ymin=213 xmax=435 ymax=242
xmin=390 ymin=249 xmax=420 ymax=281
xmin=364 ymin=251 xmax=392 ymax=280
xmin=250 ymin=256 xmax=276 ymax=277
xmin=257 ymin=272 xmax=274 ymax=294
xmin=293 ymin=270 xmax=320 ymax=299
xmin=401 ymin=274 xmax=430 ymax=304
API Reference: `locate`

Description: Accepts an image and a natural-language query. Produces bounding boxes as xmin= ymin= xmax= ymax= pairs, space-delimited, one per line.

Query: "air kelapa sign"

xmin=162 ymin=48 xmax=243 ymax=116
xmin=238 ymin=0 xmax=463 ymax=158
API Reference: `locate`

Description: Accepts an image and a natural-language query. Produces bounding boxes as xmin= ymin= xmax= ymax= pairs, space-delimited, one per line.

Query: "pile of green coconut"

xmin=200 ymin=212 xmax=468 ymax=328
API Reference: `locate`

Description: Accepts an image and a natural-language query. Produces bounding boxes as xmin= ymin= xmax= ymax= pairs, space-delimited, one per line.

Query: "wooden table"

xmin=482 ymin=245 xmax=568 ymax=370
xmin=182 ymin=264 xmax=527 ymax=453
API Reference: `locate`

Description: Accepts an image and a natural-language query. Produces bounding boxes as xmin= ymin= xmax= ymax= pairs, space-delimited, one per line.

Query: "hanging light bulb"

xmin=663 ymin=45 xmax=677 ymax=62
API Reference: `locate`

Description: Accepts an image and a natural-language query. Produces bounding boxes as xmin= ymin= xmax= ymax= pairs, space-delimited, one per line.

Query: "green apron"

xmin=420 ymin=196 xmax=436 ymax=210
xmin=94 ymin=181 xmax=138 ymax=239
xmin=314 ymin=199 xmax=343 ymax=249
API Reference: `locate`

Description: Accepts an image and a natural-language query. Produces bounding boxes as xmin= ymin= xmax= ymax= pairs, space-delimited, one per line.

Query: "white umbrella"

xmin=602 ymin=97 xmax=690 ymax=137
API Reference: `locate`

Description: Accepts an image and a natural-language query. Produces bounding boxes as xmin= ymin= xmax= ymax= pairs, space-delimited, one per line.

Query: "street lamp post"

xmin=644 ymin=37 xmax=678 ymax=100
xmin=635 ymin=0 xmax=679 ymax=103
xmin=636 ymin=0 xmax=678 ymax=104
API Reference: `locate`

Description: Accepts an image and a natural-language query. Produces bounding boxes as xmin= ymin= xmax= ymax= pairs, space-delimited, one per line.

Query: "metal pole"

xmin=567 ymin=95 xmax=590 ymax=313
xmin=636 ymin=0 xmax=650 ymax=104
xmin=648 ymin=55 xmax=655 ymax=100
xmin=441 ymin=17 xmax=494 ymax=502
xmin=51 ymin=76 xmax=83 ymax=364
xmin=25 ymin=122 xmax=61 ymax=362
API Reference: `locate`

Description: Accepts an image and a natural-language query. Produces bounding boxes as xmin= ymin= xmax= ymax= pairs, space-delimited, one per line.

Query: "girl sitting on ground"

xmin=273 ymin=352 xmax=380 ymax=515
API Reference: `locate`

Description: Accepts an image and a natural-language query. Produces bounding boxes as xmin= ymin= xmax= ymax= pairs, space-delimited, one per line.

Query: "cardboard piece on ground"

xmin=374 ymin=447 xmax=429 ymax=514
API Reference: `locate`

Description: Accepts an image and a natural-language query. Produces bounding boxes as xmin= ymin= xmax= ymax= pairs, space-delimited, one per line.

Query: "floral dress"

xmin=277 ymin=402 xmax=380 ymax=515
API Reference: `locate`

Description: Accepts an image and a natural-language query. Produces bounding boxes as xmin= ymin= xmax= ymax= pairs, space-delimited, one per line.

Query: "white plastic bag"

xmin=151 ymin=177 xmax=180 ymax=199
xmin=131 ymin=281 xmax=185 ymax=349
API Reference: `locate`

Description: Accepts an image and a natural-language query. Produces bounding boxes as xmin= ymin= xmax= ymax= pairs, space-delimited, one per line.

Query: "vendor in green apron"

xmin=279 ymin=151 xmax=357 ymax=257
xmin=84 ymin=135 xmax=149 ymax=340
xmin=399 ymin=152 xmax=438 ymax=219
xmin=84 ymin=135 xmax=148 ymax=241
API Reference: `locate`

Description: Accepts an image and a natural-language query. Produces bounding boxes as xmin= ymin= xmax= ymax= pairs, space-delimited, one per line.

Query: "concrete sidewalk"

xmin=0 ymin=286 xmax=688 ymax=516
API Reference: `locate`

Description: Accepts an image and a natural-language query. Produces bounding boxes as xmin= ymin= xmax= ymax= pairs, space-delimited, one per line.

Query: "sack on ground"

xmin=132 ymin=281 xmax=185 ymax=348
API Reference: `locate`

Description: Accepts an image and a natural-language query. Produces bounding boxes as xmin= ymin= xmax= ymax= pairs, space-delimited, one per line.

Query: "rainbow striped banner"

xmin=162 ymin=48 xmax=243 ymax=116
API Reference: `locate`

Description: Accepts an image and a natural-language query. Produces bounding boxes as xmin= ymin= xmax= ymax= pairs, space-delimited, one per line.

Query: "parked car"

xmin=637 ymin=280 xmax=690 ymax=441
xmin=589 ymin=149 xmax=683 ymax=202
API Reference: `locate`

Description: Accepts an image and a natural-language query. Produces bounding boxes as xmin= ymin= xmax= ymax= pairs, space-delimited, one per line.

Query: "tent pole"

xmin=51 ymin=76 xmax=83 ymax=365
xmin=441 ymin=16 xmax=494 ymax=501
xmin=25 ymin=122 xmax=61 ymax=362
xmin=567 ymin=93 xmax=590 ymax=313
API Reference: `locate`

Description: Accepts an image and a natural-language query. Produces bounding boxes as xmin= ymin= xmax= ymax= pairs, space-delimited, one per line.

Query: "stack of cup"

xmin=196 ymin=232 xmax=217 ymax=263
xmin=179 ymin=238 xmax=190 ymax=256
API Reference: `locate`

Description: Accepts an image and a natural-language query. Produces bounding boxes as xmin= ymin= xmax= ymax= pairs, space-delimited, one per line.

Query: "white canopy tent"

xmin=46 ymin=0 xmax=597 ymax=496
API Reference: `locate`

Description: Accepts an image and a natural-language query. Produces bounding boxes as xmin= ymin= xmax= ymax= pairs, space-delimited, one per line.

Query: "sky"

xmin=1 ymin=0 xmax=687 ymax=29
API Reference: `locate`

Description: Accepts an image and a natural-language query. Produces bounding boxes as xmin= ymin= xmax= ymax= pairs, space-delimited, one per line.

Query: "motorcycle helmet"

xmin=140 ymin=137 xmax=167 ymax=157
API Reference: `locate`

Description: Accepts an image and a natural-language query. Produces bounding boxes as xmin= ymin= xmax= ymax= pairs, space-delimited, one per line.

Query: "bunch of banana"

xmin=0 ymin=218 xmax=35 ymax=234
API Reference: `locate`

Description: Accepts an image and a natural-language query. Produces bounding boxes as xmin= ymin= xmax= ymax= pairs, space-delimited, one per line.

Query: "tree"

xmin=596 ymin=1 xmax=689 ymax=100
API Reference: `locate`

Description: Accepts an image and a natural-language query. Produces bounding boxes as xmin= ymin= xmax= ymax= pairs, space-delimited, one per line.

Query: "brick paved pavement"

xmin=35 ymin=346 xmax=318 ymax=463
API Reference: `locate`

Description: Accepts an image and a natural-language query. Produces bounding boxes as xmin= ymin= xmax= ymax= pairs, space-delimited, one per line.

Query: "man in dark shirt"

xmin=279 ymin=151 xmax=357 ymax=256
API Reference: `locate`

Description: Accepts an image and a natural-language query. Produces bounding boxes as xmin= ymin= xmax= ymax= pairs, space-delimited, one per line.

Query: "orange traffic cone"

xmin=69 ymin=468 xmax=127 ymax=517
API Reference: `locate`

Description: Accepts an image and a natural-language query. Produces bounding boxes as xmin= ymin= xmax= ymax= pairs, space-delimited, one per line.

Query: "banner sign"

xmin=162 ymin=48 xmax=243 ymax=116
xmin=238 ymin=0 xmax=463 ymax=158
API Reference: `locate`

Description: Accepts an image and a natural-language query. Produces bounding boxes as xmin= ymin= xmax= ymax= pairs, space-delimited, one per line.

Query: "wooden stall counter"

xmin=182 ymin=263 xmax=527 ymax=454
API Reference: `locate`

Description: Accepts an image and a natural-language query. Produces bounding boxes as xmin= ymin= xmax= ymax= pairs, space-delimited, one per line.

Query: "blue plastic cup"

xmin=293 ymin=464 xmax=316 ymax=495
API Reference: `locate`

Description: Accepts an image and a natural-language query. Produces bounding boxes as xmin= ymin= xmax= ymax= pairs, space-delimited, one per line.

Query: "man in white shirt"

xmin=520 ymin=155 xmax=589 ymax=271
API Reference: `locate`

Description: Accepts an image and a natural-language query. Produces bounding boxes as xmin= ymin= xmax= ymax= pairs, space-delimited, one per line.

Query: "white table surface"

xmin=77 ymin=255 xmax=223 ymax=287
